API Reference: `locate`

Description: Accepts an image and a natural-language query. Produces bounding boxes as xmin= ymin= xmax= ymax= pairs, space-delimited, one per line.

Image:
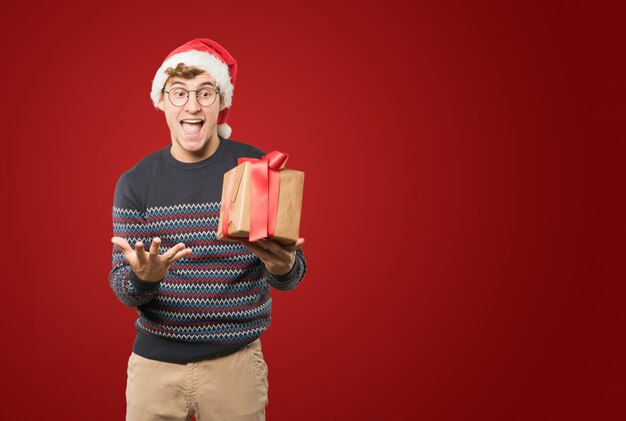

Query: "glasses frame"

xmin=162 ymin=86 xmax=221 ymax=107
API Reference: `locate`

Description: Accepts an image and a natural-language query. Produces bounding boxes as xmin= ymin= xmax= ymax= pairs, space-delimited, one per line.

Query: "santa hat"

xmin=150 ymin=38 xmax=237 ymax=139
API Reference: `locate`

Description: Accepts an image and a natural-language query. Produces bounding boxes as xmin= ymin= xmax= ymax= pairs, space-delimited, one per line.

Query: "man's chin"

xmin=179 ymin=137 xmax=205 ymax=151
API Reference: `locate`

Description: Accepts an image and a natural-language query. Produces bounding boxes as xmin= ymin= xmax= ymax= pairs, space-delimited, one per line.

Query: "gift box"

xmin=217 ymin=151 xmax=304 ymax=245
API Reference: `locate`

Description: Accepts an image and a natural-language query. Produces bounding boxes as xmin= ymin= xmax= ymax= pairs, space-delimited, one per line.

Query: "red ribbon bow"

xmin=222 ymin=151 xmax=289 ymax=242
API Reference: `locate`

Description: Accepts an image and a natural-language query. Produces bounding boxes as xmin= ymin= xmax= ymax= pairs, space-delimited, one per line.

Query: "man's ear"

xmin=219 ymin=97 xmax=226 ymax=111
xmin=158 ymin=95 xmax=165 ymax=111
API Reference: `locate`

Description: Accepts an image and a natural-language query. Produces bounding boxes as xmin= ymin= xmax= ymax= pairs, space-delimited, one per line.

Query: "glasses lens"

xmin=197 ymin=88 xmax=217 ymax=106
xmin=169 ymin=88 xmax=188 ymax=106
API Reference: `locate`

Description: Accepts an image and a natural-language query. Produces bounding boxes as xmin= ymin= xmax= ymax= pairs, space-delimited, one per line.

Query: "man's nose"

xmin=185 ymin=94 xmax=201 ymax=112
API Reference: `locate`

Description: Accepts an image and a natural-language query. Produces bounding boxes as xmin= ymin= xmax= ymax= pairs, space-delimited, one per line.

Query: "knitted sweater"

xmin=109 ymin=137 xmax=306 ymax=364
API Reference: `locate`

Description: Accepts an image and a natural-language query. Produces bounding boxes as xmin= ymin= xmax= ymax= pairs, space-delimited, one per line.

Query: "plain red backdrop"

xmin=0 ymin=0 xmax=624 ymax=420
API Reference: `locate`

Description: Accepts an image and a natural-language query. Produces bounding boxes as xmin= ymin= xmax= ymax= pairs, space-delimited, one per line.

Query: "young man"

xmin=109 ymin=38 xmax=307 ymax=421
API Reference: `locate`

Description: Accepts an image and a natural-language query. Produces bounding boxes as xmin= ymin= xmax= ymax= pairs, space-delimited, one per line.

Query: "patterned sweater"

xmin=109 ymin=137 xmax=307 ymax=364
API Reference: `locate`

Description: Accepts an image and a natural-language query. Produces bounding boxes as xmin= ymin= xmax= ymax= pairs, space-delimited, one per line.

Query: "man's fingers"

xmin=111 ymin=236 xmax=131 ymax=252
xmin=149 ymin=237 xmax=162 ymax=259
xmin=256 ymin=237 xmax=305 ymax=253
xmin=163 ymin=243 xmax=185 ymax=260
xmin=256 ymin=239 xmax=285 ymax=254
xmin=170 ymin=247 xmax=193 ymax=262
xmin=241 ymin=241 xmax=272 ymax=261
xmin=135 ymin=242 xmax=148 ymax=265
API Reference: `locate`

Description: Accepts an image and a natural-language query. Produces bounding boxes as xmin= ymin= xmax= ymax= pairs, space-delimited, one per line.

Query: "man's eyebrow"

xmin=170 ymin=81 xmax=216 ymax=87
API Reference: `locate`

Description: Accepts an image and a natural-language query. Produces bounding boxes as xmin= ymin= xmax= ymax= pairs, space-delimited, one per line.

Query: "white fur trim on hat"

xmin=217 ymin=123 xmax=232 ymax=139
xmin=150 ymin=50 xmax=234 ymax=109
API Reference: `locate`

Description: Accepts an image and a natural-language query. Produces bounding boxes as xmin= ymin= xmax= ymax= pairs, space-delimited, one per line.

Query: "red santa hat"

xmin=150 ymin=38 xmax=237 ymax=139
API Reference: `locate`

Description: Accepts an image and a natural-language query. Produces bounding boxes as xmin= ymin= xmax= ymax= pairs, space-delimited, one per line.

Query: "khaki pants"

xmin=126 ymin=338 xmax=269 ymax=421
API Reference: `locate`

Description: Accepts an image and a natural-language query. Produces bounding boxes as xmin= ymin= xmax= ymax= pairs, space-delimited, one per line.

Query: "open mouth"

xmin=180 ymin=119 xmax=205 ymax=136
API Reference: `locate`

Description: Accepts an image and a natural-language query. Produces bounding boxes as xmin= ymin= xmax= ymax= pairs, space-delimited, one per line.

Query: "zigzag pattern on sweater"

xmin=143 ymin=296 xmax=272 ymax=320
xmin=110 ymin=201 xmax=274 ymax=343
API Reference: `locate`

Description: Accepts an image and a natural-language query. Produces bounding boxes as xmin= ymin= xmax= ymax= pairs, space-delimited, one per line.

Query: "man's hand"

xmin=240 ymin=238 xmax=305 ymax=276
xmin=111 ymin=236 xmax=192 ymax=282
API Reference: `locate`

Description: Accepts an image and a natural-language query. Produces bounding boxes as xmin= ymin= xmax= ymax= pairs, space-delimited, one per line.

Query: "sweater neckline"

xmin=162 ymin=137 xmax=227 ymax=170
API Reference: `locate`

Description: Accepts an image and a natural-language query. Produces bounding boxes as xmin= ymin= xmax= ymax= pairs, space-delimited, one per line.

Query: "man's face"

xmin=158 ymin=73 xmax=225 ymax=160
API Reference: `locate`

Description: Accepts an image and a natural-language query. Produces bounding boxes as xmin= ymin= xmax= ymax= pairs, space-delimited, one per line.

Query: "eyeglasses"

xmin=162 ymin=86 xmax=221 ymax=107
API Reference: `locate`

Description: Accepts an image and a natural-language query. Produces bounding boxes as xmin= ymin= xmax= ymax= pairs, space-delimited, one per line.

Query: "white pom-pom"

xmin=217 ymin=123 xmax=232 ymax=139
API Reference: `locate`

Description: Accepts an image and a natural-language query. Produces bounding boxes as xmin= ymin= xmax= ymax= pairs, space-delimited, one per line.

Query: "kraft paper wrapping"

xmin=216 ymin=161 xmax=304 ymax=245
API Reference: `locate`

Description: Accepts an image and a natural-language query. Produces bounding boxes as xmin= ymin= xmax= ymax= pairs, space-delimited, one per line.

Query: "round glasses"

xmin=163 ymin=87 xmax=221 ymax=107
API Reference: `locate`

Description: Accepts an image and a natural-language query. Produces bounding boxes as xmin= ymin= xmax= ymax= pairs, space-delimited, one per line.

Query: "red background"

xmin=1 ymin=0 xmax=624 ymax=419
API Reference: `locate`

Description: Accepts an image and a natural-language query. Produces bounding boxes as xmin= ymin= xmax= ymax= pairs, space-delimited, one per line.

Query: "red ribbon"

xmin=222 ymin=151 xmax=289 ymax=242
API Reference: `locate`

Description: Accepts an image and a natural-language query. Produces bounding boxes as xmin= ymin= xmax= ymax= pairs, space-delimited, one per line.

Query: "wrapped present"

xmin=217 ymin=151 xmax=304 ymax=245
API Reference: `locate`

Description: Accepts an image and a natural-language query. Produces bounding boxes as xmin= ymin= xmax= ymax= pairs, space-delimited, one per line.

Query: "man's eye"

xmin=198 ymin=90 xmax=213 ymax=98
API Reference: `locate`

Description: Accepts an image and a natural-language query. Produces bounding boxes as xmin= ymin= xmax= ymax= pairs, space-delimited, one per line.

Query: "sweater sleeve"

xmin=109 ymin=173 xmax=161 ymax=307
xmin=263 ymin=248 xmax=307 ymax=291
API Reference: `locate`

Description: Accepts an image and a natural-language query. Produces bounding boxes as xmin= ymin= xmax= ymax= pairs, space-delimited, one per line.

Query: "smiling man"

xmin=109 ymin=38 xmax=307 ymax=421
xmin=160 ymin=74 xmax=223 ymax=161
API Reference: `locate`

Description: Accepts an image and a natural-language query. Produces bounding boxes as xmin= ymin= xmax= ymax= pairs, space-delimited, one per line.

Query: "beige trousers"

xmin=126 ymin=338 xmax=269 ymax=421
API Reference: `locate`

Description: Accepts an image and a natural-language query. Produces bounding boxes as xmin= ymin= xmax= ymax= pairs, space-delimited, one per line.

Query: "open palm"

xmin=111 ymin=236 xmax=192 ymax=282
